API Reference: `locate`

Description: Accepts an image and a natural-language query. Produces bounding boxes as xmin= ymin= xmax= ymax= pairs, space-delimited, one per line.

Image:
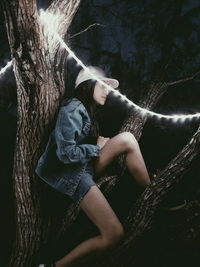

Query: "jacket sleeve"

xmin=55 ymin=105 xmax=101 ymax=164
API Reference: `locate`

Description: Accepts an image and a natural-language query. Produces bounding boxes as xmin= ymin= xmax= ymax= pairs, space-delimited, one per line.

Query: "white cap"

xmin=75 ymin=66 xmax=119 ymax=89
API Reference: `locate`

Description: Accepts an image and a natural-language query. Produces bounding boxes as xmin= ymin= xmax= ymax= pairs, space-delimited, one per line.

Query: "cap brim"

xmin=102 ymin=78 xmax=119 ymax=88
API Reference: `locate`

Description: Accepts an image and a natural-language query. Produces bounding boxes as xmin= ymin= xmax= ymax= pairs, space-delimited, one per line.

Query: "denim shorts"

xmin=69 ymin=161 xmax=96 ymax=205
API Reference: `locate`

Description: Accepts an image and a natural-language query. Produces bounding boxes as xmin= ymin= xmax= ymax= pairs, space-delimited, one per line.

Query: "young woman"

xmin=36 ymin=66 xmax=151 ymax=267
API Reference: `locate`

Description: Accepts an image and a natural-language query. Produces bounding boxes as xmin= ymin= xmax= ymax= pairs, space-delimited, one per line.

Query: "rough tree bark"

xmin=2 ymin=0 xmax=200 ymax=266
xmin=97 ymin=125 xmax=200 ymax=266
xmin=2 ymin=0 xmax=81 ymax=266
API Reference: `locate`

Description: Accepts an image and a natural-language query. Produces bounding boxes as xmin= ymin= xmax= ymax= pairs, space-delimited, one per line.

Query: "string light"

xmin=0 ymin=60 xmax=12 ymax=76
xmin=39 ymin=11 xmax=200 ymax=121
xmin=1 ymin=11 xmax=200 ymax=122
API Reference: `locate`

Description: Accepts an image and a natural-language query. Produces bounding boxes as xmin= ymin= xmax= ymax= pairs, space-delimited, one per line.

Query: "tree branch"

xmin=109 ymin=126 xmax=200 ymax=261
xmin=47 ymin=0 xmax=81 ymax=38
xmin=69 ymin=23 xmax=106 ymax=39
xmin=167 ymin=70 xmax=200 ymax=86
xmin=93 ymin=126 xmax=200 ymax=266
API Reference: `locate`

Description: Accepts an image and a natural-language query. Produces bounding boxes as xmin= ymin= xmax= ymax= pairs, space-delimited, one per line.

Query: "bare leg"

xmin=94 ymin=132 xmax=151 ymax=188
xmin=55 ymin=186 xmax=124 ymax=267
xmin=125 ymin=138 xmax=150 ymax=187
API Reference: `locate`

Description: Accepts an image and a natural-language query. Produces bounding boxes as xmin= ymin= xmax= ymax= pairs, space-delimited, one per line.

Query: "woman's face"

xmin=93 ymin=81 xmax=110 ymax=105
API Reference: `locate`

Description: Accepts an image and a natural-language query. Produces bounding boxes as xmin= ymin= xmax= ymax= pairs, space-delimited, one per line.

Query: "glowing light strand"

xmin=0 ymin=11 xmax=199 ymax=122
xmin=0 ymin=60 xmax=12 ymax=76
xmin=58 ymin=36 xmax=200 ymax=120
xmin=39 ymin=11 xmax=200 ymax=121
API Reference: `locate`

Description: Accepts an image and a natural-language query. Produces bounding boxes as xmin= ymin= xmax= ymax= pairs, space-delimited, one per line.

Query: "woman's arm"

xmin=55 ymin=106 xmax=101 ymax=164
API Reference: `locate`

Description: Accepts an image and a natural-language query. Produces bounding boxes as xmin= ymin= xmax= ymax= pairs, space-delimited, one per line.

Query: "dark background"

xmin=0 ymin=0 xmax=200 ymax=266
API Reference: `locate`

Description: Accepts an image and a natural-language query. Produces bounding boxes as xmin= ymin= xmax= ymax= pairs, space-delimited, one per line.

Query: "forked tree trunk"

xmin=2 ymin=0 xmax=81 ymax=266
xmin=2 ymin=0 xmax=200 ymax=266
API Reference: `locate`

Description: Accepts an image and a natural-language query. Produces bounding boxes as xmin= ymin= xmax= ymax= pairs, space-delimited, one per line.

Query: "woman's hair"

xmin=73 ymin=79 xmax=100 ymax=143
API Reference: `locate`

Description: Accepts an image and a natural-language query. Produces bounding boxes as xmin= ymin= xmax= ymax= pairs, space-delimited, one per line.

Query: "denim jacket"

xmin=35 ymin=98 xmax=101 ymax=196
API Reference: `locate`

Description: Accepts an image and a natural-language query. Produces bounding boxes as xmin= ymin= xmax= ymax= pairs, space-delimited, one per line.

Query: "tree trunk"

xmin=2 ymin=0 xmax=81 ymax=266
xmin=2 ymin=0 xmax=200 ymax=266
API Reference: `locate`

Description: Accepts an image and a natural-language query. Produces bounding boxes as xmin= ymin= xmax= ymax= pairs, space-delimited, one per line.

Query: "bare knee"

xmin=119 ymin=132 xmax=138 ymax=152
xmin=102 ymin=222 xmax=124 ymax=250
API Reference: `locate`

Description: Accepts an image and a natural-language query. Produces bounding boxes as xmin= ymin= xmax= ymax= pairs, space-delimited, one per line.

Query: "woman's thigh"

xmin=80 ymin=185 xmax=123 ymax=236
xmin=94 ymin=132 xmax=135 ymax=176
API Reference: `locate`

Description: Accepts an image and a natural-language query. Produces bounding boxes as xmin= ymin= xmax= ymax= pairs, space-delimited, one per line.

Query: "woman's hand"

xmin=97 ymin=136 xmax=110 ymax=149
